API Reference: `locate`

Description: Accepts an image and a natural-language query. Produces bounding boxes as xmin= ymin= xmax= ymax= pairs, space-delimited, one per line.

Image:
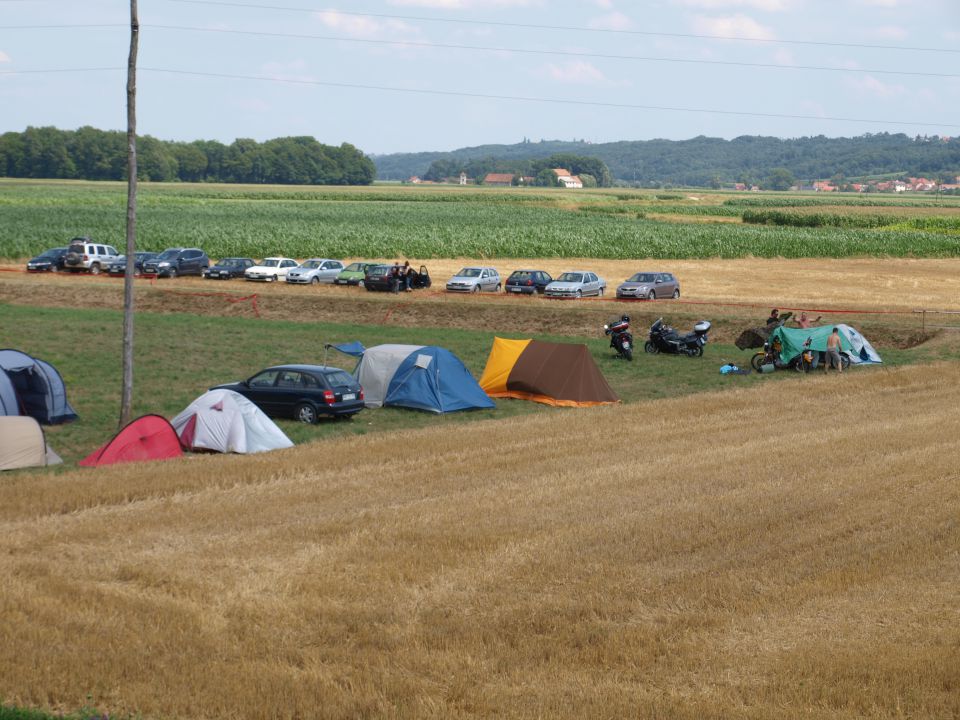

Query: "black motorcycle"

xmin=604 ymin=315 xmax=634 ymax=361
xmin=644 ymin=317 xmax=711 ymax=357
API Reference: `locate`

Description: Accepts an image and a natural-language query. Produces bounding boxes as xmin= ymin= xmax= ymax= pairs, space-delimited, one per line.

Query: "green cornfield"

xmin=2 ymin=179 xmax=959 ymax=260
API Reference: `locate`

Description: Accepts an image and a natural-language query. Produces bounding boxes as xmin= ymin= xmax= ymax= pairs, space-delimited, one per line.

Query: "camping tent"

xmin=170 ymin=389 xmax=294 ymax=454
xmin=0 ymin=349 xmax=78 ymax=424
xmin=478 ymin=338 xmax=620 ymax=407
xmin=0 ymin=416 xmax=62 ymax=471
xmin=79 ymin=414 xmax=183 ymax=467
xmin=770 ymin=324 xmax=882 ymax=366
xmin=352 ymin=344 xmax=494 ymax=413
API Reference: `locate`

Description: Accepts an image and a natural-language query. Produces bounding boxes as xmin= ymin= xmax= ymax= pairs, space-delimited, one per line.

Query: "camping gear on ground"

xmin=0 ymin=416 xmax=62 ymax=471
xmin=604 ymin=315 xmax=634 ymax=361
xmin=351 ymin=344 xmax=493 ymax=413
xmin=644 ymin=318 xmax=711 ymax=357
xmin=79 ymin=415 xmax=183 ymax=467
xmin=719 ymin=364 xmax=750 ymax=375
xmin=0 ymin=349 xmax=78 ymax=424
xmin=762 ymin=324 xmax=881 ymax=371
xmin=171 ymin=389 xmax=294 ymax=454
xmin=478 ymin=338 xmax=619 ymax=407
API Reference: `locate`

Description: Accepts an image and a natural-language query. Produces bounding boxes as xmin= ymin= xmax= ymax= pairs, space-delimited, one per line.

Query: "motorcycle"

xmin=604 ymin=315 xmax=634 ymax=361
xmin=644 ymin=317 xmax=711 ymax=357
xmin=751 ymin=336 xmax=847 ymax=373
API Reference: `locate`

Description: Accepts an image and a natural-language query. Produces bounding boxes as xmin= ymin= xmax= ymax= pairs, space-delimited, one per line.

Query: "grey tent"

xmin=0 ymin=349 xmax=78 ymax=424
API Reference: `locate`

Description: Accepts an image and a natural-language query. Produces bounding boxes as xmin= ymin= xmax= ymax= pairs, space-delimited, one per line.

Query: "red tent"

xmin=79 ymin=414 xmax=183 ymax=467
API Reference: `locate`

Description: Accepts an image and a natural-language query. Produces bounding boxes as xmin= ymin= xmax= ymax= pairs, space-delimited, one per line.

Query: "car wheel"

xmin=168 ymin=267 xmax=177 ymax=279
xmin=598 ymin=287 xmax=604 ymax=297
xmin=673 ymin=288 xmax=680 ymax=299
xmin=309 ymin=276 xmax=320 ymax=285
xmin=576 ymin=289 xmax=582 ymax=299
xmin=647 ymin=290 xmax=656 ymax=300
xmin=296 ymin=403 xmax=318 ymax=424
xmin=51 ymin=265 xmax=59 ymax=273
xmin=89 ymin=263 xmax=101 ymax=275
xmin=358 ymin=280 xmax=364 ymax=287
xmin=495 ymin=283 xmax=501 ymax=292
xmin=365 ymin=284 xmax=374 ymax=291
xmin=644 ymin=341 xmax=658 ymax=354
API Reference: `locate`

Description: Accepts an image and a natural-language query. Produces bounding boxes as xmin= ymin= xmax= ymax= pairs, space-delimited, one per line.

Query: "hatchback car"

xmin=616 ymin=272 xmax=680 ymax=300
xmin=544 ymin=271 xmax=606 ymax=299
xmin=445 ymin=267 xmax=501 ymax=293
xmin=363 ymin=264 xmax=432 ymax=292
xmin=504 ymin=269 xmax=552 ymax=295
xmin=204 ymin=257 xmax=255 ymax=280
xmin=107 ymin=252 xmax=159 ymax=276
xmin=212 ymin=364 xmax=365 ymax=423
xmin=334 ymin=261 xmax=376 ymax=286
xmin=141 ymin=248 xmax=210 ymax=278
xmin=286 ymin=258 xmax=344 ymax=285
xmin=26 ymin=247 xmax=68 ymax=272
xmin=245 ymin=257 xmax=299 ymax=282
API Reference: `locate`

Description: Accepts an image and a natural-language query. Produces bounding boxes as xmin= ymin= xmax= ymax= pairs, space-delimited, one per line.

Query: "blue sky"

xmin=1 ymin=0 xmax=958 ymax=154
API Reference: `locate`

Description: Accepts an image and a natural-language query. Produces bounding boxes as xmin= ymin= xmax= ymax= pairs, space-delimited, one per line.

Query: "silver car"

xmin=616 ymin=272 xmax=680 ymax=300
xmin=286 ymin=258 xmax=344 ymax=285
xmin=445 ymin=267 xmax=501 ymax=293
xmin=544 ymin=271 xmax=606 ymax=299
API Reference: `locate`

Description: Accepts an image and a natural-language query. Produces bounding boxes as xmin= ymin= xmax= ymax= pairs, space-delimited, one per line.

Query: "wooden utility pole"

xmin=119 ymin=0 xmax=139 ymax=427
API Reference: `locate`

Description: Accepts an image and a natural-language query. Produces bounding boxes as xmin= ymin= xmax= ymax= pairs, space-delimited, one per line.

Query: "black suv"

xmin=141 ymin=248 xmax=209 ymax=278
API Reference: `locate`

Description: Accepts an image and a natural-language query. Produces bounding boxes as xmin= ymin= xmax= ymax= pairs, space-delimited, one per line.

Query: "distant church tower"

xmin=459 ymin=172 xmax=467 ymax=185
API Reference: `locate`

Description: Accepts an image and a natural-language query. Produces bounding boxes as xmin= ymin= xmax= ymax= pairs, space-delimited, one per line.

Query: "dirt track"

xmin=1 ymin=256 xmax=951 ymax=347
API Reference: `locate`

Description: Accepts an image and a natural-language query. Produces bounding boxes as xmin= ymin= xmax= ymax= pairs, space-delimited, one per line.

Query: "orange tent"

xmin=478 ymin=338 xmax=619 ymax=407
xmin=79 ymin=414 xmax=183 ymax=467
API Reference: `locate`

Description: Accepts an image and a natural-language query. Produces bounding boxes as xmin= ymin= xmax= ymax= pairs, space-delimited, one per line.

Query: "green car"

xmin=334 ymin=261 xmax=376 ymax=286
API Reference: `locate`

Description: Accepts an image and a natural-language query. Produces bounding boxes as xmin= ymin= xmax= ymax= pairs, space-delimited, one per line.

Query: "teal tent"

xmin=770 ymin=324 xmax=882 ymax=365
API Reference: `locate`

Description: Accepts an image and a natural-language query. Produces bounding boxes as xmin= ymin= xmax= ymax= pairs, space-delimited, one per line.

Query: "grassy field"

xmin=2 ymin=179 xmax=960 ymax=260
xmin=2 ymin=363 xmax=959 ymax=719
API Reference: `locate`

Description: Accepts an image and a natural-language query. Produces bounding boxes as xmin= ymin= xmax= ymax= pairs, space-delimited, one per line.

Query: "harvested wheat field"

xmin=2 ymin=364 xmax=959 ymax=719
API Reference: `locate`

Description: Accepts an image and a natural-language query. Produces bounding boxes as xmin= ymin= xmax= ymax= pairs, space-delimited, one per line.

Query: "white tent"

xmin=0 ymin=416 xmax=62 ymax=471
xmin=837 ymin=324 xmax=882 ymax=364
xmin=170 ymin=389 xmax=293 ymax=454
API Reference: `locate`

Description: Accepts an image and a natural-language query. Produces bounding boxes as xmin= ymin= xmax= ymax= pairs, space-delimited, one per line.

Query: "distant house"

xmin=459 ymin=172 xmax=468 ymax=185
xmin=813 ymin=181 xmax=836 ymax=192
xmin=483 ymin=173 xmax=515 ymax=186
xmin=552 ymin=168 xmax=583 ymax=189
xmin=408 ymin=176 xmax=421 ymax=184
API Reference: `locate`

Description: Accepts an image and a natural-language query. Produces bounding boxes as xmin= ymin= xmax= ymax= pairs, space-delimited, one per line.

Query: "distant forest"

xmin=0 ymin=126 xmax=375 ymax=185
xmin=374 ymin=134 xmax=960 ymax=187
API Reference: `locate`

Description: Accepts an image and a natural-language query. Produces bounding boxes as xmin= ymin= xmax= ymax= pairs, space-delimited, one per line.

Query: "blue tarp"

xmin=329 ymin=341 xmax=366 ymax=358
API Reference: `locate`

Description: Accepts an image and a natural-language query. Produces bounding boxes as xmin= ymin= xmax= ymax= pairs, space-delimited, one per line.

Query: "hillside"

xmin=372 ymin=133 xmax=960 ymax=186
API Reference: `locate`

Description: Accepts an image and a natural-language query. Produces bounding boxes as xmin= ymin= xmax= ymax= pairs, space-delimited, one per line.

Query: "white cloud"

xmin=691 ymin=14 xmax=776 ymax=40
xmin=673 ymin=0 xmax=791 ymax=10
xmin=845 ymin=74 xmax=906 ymax=99
xmin=0 ymin=50 xmax=10 ymax=63
xmin=540 ymin=61 xmax=612 ymax=85
xmin=588 ymin=11 xmax=633 ymax=30
xmin=314 ymin=10 xmax=419 ymax=39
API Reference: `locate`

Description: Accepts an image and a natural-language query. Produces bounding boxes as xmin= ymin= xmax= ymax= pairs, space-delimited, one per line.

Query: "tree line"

xmin=375 ymin=134 xmax=960 ymax=187
xmin=0 ymin=126 xmax=376 ymax=185
xmin=422 ymin=153 xmax=613 ymax=187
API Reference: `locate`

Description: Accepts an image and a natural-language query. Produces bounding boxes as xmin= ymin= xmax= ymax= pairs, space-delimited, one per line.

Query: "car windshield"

xmin=156 ymin=249 xmax=181 ymax=261
xmin=36 ymin=251 xmax=59 ymax=259
xmin=344 ymin=262 xmax=365 ymax=272
xmin=301 ymin=260 xmax=321 ymax=269
xmin=457 ymin=268 xmax=481 ymax=278
xmin=509 ymin=271 xmax=533 ymax=280
xmin=261 ymin=259 xmax=281 ymax=268
xmin=324 ymin=370 xmax=355 ymax=388
xmin=557 ymin=273 xmax=583 ymax=283
xmin=627 ymin=273 xmax=656 ymax=283
xmin=370 ymin=265 xmax=389 ymax=273
xmin=220 ymin=258 xmax=245 ymax=267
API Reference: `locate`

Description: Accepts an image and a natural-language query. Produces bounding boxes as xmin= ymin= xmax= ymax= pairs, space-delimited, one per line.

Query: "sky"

xmin=1 ymin=0 xmax=958 ymax=155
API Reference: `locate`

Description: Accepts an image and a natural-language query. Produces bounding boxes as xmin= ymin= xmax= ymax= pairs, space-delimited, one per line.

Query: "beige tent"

xmin=0 ymin=416 xmax=62 ymax=471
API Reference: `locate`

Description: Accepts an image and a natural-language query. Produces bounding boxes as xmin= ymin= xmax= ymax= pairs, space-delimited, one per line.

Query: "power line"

xmin=140 ymin=24 xmax=959 ymax=80
xmin=164 ymin=0 xmax=960 ymax=55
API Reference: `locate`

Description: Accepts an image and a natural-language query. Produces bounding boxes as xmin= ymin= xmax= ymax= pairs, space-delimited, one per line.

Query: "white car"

xmin=544 ymin=271 xmax=606 ymax=299
xmin=285 ymin=258 xmax=344 ymax=285
xmin=445 ymin=267 xmax=501 ymax=293
xmin=245 ymin=257 xmax=299 ymax=282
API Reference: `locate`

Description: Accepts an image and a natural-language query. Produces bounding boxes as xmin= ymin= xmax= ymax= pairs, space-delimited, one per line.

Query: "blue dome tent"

xmin=0 ymin=349 xmax=78 ymax=424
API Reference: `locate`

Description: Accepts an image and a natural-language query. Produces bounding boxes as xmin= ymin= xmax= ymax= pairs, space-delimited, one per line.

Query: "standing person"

xmin=390 ymin=261 xmax=401 ymax=294
xmin=795 ymin=311 xmax=822 ymax=329
xmin=766 ymin=309 xmax=780 ymax=325
xmin=825 ymin=327 xmax=843 ymax=373
xmin=403 ymin=260 xmax=412 ymax=292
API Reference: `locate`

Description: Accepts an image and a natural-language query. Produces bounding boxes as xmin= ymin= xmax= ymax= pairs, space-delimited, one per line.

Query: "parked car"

xmin=245 ymin=257 xmax=299 ymax=282
xmin=26 ymin=247 xmax=68 ymax=272
xmin=363 ymin=263 xmax=431 ymax=292
xmin=616 ymin=272 xmax=680 ymax=300
xmin=107 ymin=252 xmax=159 ymax=276
xmin=334 ymin=261 xmax=376 ymax=286
xmin=141 ymin=248 xmax=210 ymax=278
xmin=285 ymin=258 xmax=344 ymax=285
xmin=504 ymin=269 xmax=552 ymax=295
xmin=544 ymin=271 xmax=606 ymax=299
xmin=63 ymin=237 xmax=120 ymax=274
xmin=445 ymin=267 xmax=501 ymax=293
xmin=212 ymin=364 xmax=365 ymax=423
xmin=204 ymin=257 xmax=255 ymax=280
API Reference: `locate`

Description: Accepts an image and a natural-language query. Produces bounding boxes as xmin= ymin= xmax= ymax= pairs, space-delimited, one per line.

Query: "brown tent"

xmin=0 ymin=416 xmax=62 ymax=471
xmin=478 ymin=338 xmax=619 ymax=407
